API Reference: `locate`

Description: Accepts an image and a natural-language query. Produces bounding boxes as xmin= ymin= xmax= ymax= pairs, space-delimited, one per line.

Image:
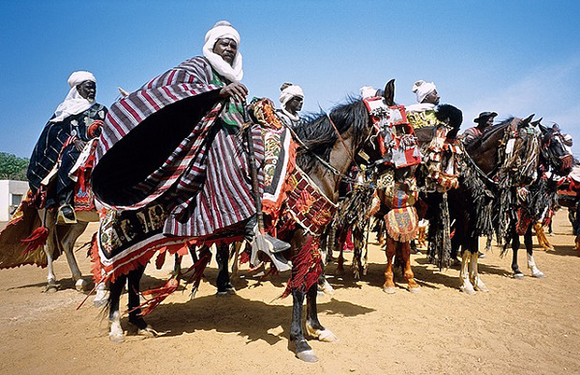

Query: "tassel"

xmin=132 ymin=278 xmax=179 ymax=317
xmin=21 ymin=226 xmax=49 ymax=254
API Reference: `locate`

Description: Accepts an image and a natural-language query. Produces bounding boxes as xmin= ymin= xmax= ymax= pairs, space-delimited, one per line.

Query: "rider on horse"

xmin=276 ymin=82 xmax=304 ymax=128
xmin=462 ymin=111 xmax=497 ymax=147
xmin=27 ymin=71 xmax=107 ymax=223
xmin=91 ymin=21 xmax=289 ymax=284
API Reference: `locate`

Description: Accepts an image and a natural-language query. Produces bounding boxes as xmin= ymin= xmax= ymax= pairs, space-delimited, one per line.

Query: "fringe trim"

xmin=281 ymin=236 xmax=322 ymax=298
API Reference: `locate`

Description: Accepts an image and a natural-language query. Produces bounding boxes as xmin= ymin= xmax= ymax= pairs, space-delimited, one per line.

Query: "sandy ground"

xmin=1 ymin=210 xmax=580 ymax=375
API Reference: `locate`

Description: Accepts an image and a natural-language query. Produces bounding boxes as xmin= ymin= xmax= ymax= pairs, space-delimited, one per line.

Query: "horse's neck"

xmin=468 ymin=124 xmax=507 ymax=174
xmin=307 ymin=131 xmax=356 ymax=203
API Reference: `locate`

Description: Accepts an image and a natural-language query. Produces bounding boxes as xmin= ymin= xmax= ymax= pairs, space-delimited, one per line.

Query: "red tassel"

xmin=131 ymin=278 xmax=180 ymax=317
xmin=21 ymin=226 xmax=49 ymax=255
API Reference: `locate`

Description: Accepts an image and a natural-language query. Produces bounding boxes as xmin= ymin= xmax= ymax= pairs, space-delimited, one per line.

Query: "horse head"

xmin=537 ymin=121 xmax=574 ymax=176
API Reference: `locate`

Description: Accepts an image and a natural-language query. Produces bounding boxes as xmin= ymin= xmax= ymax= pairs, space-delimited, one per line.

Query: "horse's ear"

xmin=383 ymin=79 xmax=395 ymax=106
xmin=520 ymin=114 xmax=535 ymax=127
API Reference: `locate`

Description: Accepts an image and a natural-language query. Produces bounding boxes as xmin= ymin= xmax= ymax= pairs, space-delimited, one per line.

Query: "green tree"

xmin=0 ymin=152 xmax=29 ymax=181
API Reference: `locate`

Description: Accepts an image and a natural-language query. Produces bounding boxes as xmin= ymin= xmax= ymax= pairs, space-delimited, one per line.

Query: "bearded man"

xmin=92 ymin=21 xmax=288 ymax=258
xmin=27 ymin=71 xmax=107 ymax=222
xmin=276 ymin=82 xmax=304 ymax=128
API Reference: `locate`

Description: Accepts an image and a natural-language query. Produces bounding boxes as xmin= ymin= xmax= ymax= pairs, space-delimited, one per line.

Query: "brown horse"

xmin=102 ymin=82 xmax=396 ymax=362
xmin=448 ymin=116 xmax=542 ymax=293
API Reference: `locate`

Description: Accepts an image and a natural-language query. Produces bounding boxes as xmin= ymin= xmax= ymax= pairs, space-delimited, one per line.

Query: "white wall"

xmin=0 ymin=180 xmax=29 ymax=221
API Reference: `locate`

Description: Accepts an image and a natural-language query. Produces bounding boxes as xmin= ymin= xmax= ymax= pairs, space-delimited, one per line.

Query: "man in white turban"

xmin=277 ymin=82 xmax=304 ymax=128
xmin=406 ymin=80 xmax=441 ymax=129
xmin=91 ymin=21 xmax=290 ymax=317
xmin=27 ymin=71 xmax=107 ymax=222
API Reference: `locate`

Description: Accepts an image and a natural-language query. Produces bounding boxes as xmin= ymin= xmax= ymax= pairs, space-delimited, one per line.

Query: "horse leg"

xmin=534 ymin=222 xmax=553 ymax=251
xmin=469 ymin=238 xmax=488 ymax=292
xmin=383 ymin=238 xmax=396 ymax=294
xmin=127 ymin=265 xmax=157 ymax=337
xmin=172 ymin=254 xmax=182 ymax=277
xmin=289 ymin=288 xmax=317 ymax=362
xmin=525 ymin=226 xmax=545 ymax=278
xmin=401 ymin=241 xmax=420 ymax=292
xmin=61 ymin=223 xmax=88 ymax=291
xmin=511 ymin=227 xmax=524 ymax=279
xmin=460 ymin=250 xmax=476 ymax=295
xmin=108 ymin=274 xmax=126 ymax=343
xmin=44 ymin=241 xmax=58 ymax=293
xmin=93 ymin=281 xmax=109 ymax=307
xmin=216 ymin=243 xmax=235 ymax=295
xmin=305 ymin=283 xmax=338 ymax=342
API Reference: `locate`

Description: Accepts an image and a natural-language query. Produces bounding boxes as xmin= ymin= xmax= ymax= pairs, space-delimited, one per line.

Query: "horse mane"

xmin=294 ymin=97 xmax=369 ymax=171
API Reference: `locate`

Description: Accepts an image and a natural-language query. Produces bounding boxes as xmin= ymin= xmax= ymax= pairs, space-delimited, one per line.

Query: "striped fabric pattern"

xmin=95 ymin=56 xmax=263 ymax=238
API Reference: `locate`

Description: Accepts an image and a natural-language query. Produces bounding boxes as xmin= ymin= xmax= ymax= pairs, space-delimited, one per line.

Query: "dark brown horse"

xmin=448 ymin=116 xmax=546 ymax=293
xmin=105 ymin=82 xmax=396 ymax=362
xmin=503 ymin=122 xmax=573 ymax=278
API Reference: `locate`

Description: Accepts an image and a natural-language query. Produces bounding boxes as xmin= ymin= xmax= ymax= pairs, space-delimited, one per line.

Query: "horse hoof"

xmin=513 ymin=273 xmax=524 ymax=280
xmin=460 ymin=284 xmax=476 ymax=295
xmin=45 ymin=284 xmax=58 ymax=293
xmin=532 ymin=271 xmax=546 ymax=279
xmin=75 ymin=279 xmax=87 ymax=292
xmin=137 ymin=326 xmax=159 ymax=338
xmin=383 ymin=286 xmax=396 ymax=294
xmin=109 ymin=333 xmax=124 ymax=343
xmin=408 ymin=286 xmax=421 ymax=294
xmin=474 ymin=284 xmax=489 ymax=293
xmin=296 ymin=349 xmax=318 ymax=363
xmin=318 ymin=330 xmax=339 ymax=342
xmin=216 ymin=291 xmax=232 ymax=298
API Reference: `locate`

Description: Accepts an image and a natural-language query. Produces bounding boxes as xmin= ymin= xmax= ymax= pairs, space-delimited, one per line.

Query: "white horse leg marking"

xmin=109 ymin=310 xmax=124 ymax=343
xmin=527 ymin=253 xmax=545 ymax=278
xmin=470 ymin=252 xmax=489 ymax=292
xmin=93 ymin=282 xmax=109 ymax=307
xmin=460 ymin=251 xmax=476 ymax=295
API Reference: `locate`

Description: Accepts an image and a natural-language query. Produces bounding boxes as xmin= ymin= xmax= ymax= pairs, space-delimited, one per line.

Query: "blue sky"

xmin=1 ymin=0 xmax=579 ymax=158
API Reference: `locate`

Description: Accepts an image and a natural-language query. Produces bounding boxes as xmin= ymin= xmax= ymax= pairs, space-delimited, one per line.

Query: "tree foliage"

xmin=0 ymin=152 xmax=29 ymax=181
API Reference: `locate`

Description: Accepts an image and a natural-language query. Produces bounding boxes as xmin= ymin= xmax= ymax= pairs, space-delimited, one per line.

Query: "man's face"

xmin=213 ymin=38 xmax=238 ymax=66
xmin=286 ymin=96 xmax=303 ymax=114
xmin=77 ymin=80 xmax=96 ymax=101
xmin=485 ymin=116 xmax=495 ymax=127
xmin=423 ymin=89 xmax=440 ymax=105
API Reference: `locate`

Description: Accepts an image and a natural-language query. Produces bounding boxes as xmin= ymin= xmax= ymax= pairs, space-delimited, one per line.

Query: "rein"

xmin=326 ymin=112 xmax=356 ymax=162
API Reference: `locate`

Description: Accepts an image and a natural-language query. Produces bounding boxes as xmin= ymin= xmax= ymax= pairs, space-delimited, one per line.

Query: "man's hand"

xmin=219 ymin=82 xmax=248 ymax=102
xmin=74 ymin=139 xmax=86 ymax=152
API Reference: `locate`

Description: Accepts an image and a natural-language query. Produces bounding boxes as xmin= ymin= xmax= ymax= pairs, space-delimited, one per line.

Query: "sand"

xmin=1 ymin=210 xmax=579 ymax=375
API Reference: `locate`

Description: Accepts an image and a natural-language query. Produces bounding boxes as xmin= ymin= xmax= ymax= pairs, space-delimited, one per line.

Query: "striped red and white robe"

xmin=92 ymin=57 xmax=263 ymax=278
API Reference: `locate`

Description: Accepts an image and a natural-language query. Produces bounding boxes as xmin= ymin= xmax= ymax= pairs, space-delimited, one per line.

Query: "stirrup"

xmin=57 ymin=204 xmax=77 ymax=224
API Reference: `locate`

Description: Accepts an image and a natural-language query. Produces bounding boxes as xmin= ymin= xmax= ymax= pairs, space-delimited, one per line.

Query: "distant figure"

xmin=276 ymin=82 xmax=304 ymax=128
xmin=406 ymin=80 xmax=441 ymax=129
xmin=27 ymin=71 xmax=107 ymax=222
xmin=462 ymin=111 xmax=497 ymax=147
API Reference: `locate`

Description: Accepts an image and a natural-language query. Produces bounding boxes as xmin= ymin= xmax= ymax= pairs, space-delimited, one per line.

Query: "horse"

xmin=504 ymin=122 xmax=573 ymax=278
xmin=103 ymin=82 xmax=396 ymax=362
xmin=432 ymin=116 xmax=537 ymax=295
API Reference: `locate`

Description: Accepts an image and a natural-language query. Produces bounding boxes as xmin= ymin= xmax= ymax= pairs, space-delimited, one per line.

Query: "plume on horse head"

xmin=435 ymin=104 xmax=463 ymax=138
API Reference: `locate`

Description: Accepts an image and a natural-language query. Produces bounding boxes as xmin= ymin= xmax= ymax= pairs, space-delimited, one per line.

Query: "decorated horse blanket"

xmin=0 ymin=196 xmax=47 ymax=269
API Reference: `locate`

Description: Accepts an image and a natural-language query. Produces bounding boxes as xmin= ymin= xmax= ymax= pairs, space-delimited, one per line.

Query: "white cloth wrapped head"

xmin=67 ymin=71 xmax=96 ymax=88
xmin=279 ymin=84 xmax=304 ymax=107
xmin=412 ymin=80 xmax=437 ymax=103
xmin=202 ymin=21 xmax=243 ymax=83
xmin=50 ymin=71 xmax=97 ymax=123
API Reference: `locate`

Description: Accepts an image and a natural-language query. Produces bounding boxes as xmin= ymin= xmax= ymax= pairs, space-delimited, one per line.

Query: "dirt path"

xmin=1 ymin=211 xmax=579 ymax=375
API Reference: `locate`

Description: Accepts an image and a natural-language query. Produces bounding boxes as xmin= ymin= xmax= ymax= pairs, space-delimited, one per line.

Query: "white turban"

xmin=67 ymin=71 xmax=96 ymax=88
xmin=202 ymin=21 xmax=243 ymax=83
xmin=279 ymin=85 xmax=304 ymax=107
xmin=412 ymin=80 xmax=437 ymax=103
xmin=360 ymin=86 xmax=378 ymax=99
xmin=50 ymin=71 xmax=96 ymax=123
